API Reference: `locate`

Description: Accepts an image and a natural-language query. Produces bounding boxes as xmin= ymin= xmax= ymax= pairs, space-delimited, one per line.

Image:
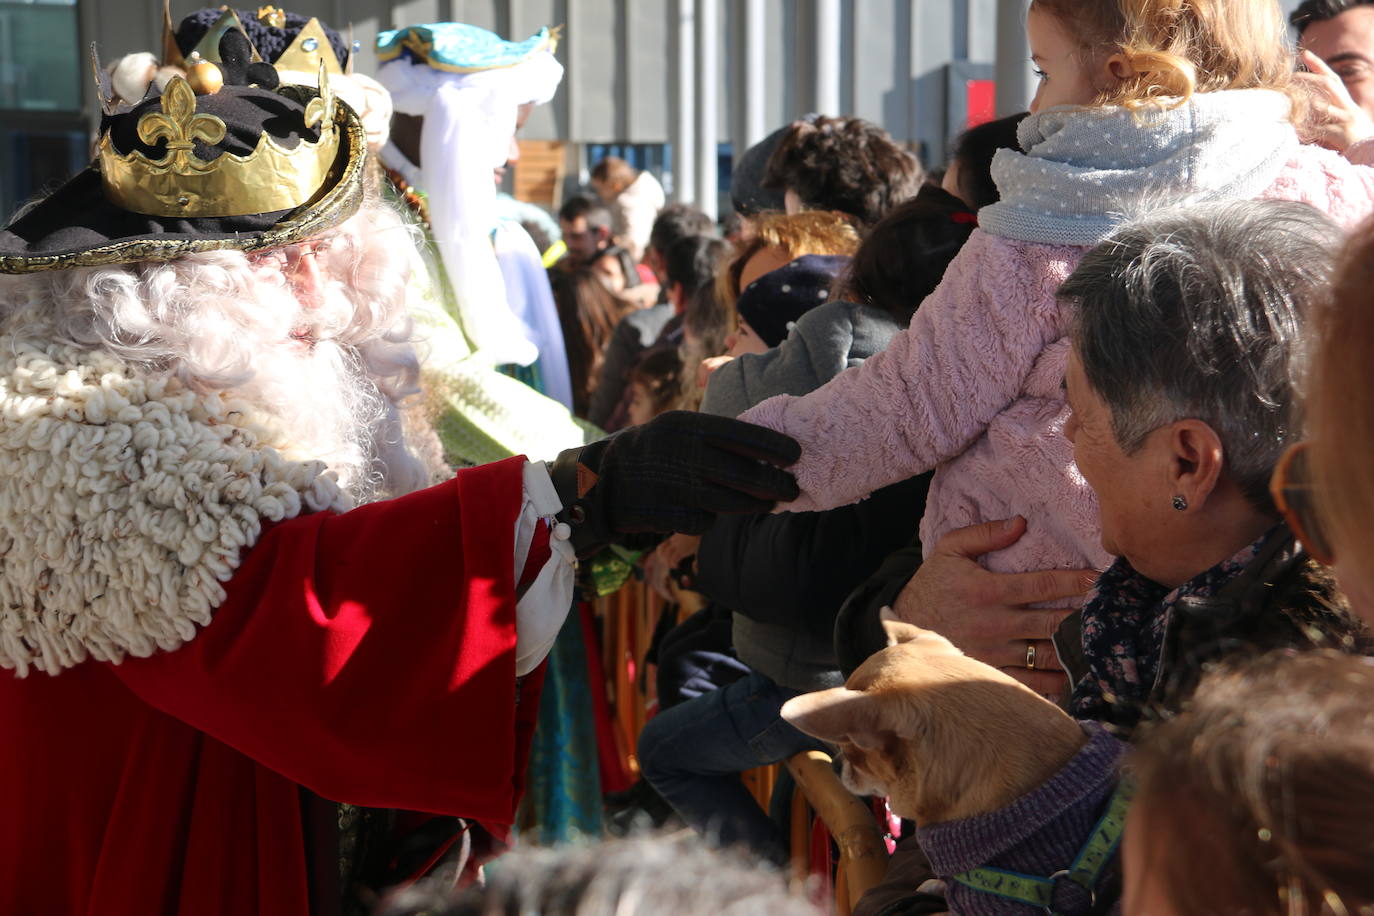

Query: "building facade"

xmin=2 ymin=0 xmax=1305 ymax=219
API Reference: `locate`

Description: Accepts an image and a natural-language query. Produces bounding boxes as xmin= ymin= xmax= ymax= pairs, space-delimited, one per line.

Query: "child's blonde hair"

xmin=1031 ymin=0 xmax=1298 ymax=110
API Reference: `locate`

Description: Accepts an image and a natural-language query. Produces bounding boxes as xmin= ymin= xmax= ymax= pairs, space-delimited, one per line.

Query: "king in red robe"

xmin=0 ymin=29 xmax=798 ymax=915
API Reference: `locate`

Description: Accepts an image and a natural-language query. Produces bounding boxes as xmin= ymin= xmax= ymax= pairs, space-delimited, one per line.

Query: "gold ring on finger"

xmin=1026 ymin=641 xmax=1037 ymax=670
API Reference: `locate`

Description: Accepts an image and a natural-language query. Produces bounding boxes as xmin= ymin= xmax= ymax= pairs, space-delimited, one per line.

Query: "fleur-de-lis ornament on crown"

xmin=97 ymin=50 xmax=344 ymax=218
xmin=136 ymin=78 xmax=226 ymax=174
xmin=303 ymin=59 xmax=336 ymax=130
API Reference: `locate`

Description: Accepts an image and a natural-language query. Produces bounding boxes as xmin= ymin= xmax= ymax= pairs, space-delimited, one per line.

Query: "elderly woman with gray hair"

xmin=798 ymin=199 xmax=1366 ymax=916
xmin=1054 ymin=199 xmax=1365 ymax=736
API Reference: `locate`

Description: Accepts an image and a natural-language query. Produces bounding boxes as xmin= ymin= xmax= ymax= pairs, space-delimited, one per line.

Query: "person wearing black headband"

xmin=0 ymin=28 xmax=798 ymax=915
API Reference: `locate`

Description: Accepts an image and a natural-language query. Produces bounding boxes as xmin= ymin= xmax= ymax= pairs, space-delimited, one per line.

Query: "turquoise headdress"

xmin=375 ymin=22 xmax=564 ymax=369
xmin=376 ymin=22 xmax=560 ymax=73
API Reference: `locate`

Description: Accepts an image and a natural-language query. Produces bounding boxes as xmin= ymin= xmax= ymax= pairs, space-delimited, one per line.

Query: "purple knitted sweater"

xmin=917 ymin=723 xmax=1128 ymax=915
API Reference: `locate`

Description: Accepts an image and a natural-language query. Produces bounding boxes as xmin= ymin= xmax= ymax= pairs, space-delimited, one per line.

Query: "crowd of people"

xmin=8 ymin=0 xmax=1374 ymax=913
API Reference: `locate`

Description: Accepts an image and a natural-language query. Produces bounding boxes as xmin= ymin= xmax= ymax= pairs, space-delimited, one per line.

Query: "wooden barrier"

xmin=599 ymin=579 xmax=889 ymax=915
xmin=786 ymin=750 xmax=888 ymax=913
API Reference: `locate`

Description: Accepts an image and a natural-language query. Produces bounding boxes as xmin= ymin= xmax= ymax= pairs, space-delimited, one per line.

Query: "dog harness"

xmin=950 ymin=782 xmax=1132 ymax=914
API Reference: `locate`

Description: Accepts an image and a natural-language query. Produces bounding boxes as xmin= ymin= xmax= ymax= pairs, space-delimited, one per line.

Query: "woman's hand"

xmin=887 ymin=516 xmax=1098 ymax=697
xmin=1296 ymin=49 xmax=1374 ymax=153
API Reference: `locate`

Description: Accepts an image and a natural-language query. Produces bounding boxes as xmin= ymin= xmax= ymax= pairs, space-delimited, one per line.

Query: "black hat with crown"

xmin=0 ymin=21 xmax=365 ymax=274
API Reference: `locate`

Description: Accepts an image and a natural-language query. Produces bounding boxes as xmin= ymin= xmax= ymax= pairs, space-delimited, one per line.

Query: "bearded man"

xmin=0 ymin=27 xmax=797 ymax=916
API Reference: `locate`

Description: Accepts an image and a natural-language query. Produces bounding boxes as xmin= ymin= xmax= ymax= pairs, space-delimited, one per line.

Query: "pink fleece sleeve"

xmin=740 ymin=230 xmax=1079 ymax=512
xmin=1344 ymin=136 xmax=1374 ymax=166
xmin=1262 ymin=143 xmax=1374 ymax=229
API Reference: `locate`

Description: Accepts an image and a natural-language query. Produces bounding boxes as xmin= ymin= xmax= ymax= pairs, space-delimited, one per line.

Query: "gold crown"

xmin=96 ymin=60 xmax=340 ymax=218
xmin=163 ymin=3 xmax=345 ymax=76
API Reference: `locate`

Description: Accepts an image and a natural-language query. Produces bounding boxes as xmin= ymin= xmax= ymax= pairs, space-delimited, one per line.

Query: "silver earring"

xmin=1172 ymin=495 xmax=1188 ymax=511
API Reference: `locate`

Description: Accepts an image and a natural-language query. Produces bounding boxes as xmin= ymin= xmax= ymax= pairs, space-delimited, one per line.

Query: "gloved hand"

xmin=550 ymin=411 xmax=801 ymax=559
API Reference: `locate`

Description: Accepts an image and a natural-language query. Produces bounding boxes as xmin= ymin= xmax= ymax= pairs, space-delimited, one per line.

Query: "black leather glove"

xmin=550 ymin=411 xmax=801 ymax=559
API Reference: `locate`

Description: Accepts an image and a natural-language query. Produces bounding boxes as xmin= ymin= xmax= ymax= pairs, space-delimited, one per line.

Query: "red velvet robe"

xmin=0 ymin=456 xmax=549 ymax=916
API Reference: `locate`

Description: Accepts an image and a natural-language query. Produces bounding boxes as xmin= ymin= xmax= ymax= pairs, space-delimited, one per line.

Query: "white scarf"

xmin=979 ymin=89 xmax=1301 ymax=246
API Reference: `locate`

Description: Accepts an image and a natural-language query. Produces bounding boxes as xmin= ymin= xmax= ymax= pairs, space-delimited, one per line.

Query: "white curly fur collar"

xmin=0 ymin=341 xmax=348 ymax=676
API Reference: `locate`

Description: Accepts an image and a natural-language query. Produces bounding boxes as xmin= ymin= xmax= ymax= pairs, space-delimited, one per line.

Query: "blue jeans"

xmin=654 ymin=605 xmax=750 ymax=709
xmin=637 ymin=670 xmax=829 ymax=863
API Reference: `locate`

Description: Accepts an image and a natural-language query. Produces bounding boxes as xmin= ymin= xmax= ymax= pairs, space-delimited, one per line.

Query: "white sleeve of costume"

xmin=493 ymin=222 xmax=575 ymax=410
xmin=512 ymin=460 xmax=576 ymax=675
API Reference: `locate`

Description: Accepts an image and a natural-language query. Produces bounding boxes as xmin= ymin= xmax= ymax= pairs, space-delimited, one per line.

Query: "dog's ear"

xmin=879 ymin=608 xmax=925 ymax=647
xmin=879 ymin=608 xmax=963 ymax=655
xmin=781 ymin=688 xmax=859 ymax=738
xmin=782 ymin=687 xmax=924 ymax=750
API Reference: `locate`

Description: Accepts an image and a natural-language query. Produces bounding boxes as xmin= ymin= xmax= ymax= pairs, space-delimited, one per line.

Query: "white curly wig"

xmin=0 ymin=191 xmax=429 ymax=503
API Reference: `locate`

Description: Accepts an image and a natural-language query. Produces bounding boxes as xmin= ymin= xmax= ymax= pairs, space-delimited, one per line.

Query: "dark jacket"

xmin=701 ymin=300 xmax=901 ymax=419
xmin=697 ymin=299 xmax=922 ymax=691
xmin=833 ymin=536 xmax=924 ymax=678
xmin=697 ymin=473 xmax=931 ymax=691
xmin=588 ymin=303 xmax=675 ymax=429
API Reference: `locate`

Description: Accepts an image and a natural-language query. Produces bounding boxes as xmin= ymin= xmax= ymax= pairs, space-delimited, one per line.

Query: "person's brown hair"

xmin=591 ymin=156 xmax=639 ymax=193
xmin=1291 ymin=0 xmax=1374 ymax=34
xmin=714 ymin=210 xmax=861 ymax=311
xmin=834 ymin=185 xmax=976 ymax=326
xmin=555 ymin=267 xmax=639 ymax=418
xmin=1029 ymin=0 xmax=1299 ymax=112
xmin=763 ymin=116 xmax=923 ymax=228
xmin=1309 ymin=222 xmax=1374 ymax=570
xmin=626 ymin=346 xmax=685 ymax=418
xmin=1129 ymin=650 xmax=1374 ymax=915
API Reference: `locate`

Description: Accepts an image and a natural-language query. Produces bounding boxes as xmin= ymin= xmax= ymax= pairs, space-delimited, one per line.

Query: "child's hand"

xmin=697 ymin=354 xmax=733 ymax=389
xmin=642 ymin=533 xmax=701 ymax=600
xmin=1296 ymin=50 xmax=1374 ymax=153
xmin=659 ymin=532 xmax=700 ymax=569
xmin=642 ymin=547 xmax=674 ymax=601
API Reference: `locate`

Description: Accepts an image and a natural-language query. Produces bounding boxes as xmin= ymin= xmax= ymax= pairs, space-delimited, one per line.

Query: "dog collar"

xmin=951 ymin=781 xmax=1133 ymax=914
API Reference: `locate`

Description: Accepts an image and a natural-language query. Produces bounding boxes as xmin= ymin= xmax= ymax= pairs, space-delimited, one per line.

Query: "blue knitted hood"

xmin=979 ymin=89 xmax=1300 ymax=246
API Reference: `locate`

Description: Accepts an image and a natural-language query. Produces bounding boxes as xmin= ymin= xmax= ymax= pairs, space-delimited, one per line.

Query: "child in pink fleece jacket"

xmin=743 ymin=0 xmax=1374 ymax=575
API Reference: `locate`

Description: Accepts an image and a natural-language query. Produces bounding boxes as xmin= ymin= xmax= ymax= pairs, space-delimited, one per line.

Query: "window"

xmin=0 ymin=0 xmax=87 ymax=219
xmin=582 ymin=142 xmax=734 ymax=202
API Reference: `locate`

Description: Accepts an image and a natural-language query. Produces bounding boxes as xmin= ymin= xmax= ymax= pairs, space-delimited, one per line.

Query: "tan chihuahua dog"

xmin=780 ymin=611 xmax=1087 ymax=824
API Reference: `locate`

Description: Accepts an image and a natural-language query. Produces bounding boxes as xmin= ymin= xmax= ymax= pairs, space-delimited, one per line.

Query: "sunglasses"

xmin=1270 ymin=441 xmax=1335 ymax=565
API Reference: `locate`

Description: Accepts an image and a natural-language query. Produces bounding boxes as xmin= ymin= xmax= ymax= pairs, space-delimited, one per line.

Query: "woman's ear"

xmin=1166 ymin=419 xmax=1225 ymax=510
